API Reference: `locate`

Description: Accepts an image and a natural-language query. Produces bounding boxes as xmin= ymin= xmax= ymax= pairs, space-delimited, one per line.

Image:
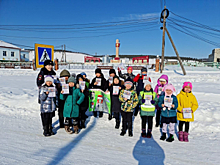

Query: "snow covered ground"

xmin=0 ymin=65 xmax=220 ymax=165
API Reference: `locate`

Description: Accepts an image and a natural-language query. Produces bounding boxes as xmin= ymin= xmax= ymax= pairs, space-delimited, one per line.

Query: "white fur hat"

xmin=44 ymin=76 xmax=53 ymax=82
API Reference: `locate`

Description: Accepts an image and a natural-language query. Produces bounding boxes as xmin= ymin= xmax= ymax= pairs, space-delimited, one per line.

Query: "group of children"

xmin=37 ymin=60 xmax=199 ymax=143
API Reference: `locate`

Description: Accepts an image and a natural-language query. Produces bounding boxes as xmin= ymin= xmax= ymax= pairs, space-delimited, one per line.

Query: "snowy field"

xmin=0 ymin=65 xmax=220 ymax=165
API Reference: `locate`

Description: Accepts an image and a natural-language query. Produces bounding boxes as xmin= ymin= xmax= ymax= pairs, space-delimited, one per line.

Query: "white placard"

xmin=144 ymin=95 xmax=152 ymax=105
xmin=96 ymin=78 xmax=101 ymax=86
xmin=109 ymin=77 xmax=113 ymax=84
xmin=48 ymin=87 xmax=56 ymax=97
xmin=158 ymin=87 xmax=163 ymax=95
xmin=183 ymin=108 xmax=192 ymax=119
xmin=113 ymin=86 xmax=119 ymax=95
xmin=62 ymin=84 xmax=69 ymax=94
xmin=118 ymin=63 xmax=126 ymax=70
xmin=123 ymin=90 xmax=131 ymax=99
xmin=79 ymin=81 xmax=85 ymax=90
xmin=164 ymin=97 xmax=173 ymax=108
xmin=143 ymin=76 xmax=150 ymax=84
xmin=59 ymin=77 xmax=66 ymax=85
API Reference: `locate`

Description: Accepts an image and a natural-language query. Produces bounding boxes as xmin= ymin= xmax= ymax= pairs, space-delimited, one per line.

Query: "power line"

xmin=0 ymin=26 xmax=158 ymax=40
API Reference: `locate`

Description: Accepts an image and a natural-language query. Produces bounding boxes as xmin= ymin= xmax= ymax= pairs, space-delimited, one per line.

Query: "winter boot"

xmin=141 ymin=129 xmax=146 ymax=138
xmin=73 ymin=126 xmax=79 ymax=134
xmin=160 ymin=133 xmax=166 ymax=141
xmin=99 ymin=111 xmax=103 ymax=118
xmin=65 ymin=125 xmax=73 ymax=134
xmin=178 ymin=131 xmax=184 ymax=142
xmin=128 ymin=130 xmax=133 ymax=137
xmin=43 ymin=126 xmax=51 ymax=137
xmin=183 ymin=132 xmax=189 ymax=142
xmin=166 ymin=134 xmax=174 ymax=142
xmin=120 ymin=130 xmax=126 ymax=136
xmin=93 ymin=111 xmax=97 ymax=117
xmin=146 ymin=129 xmax=152 ymax=138
xmin=108 ymin=114 xmax=112 ymax=120
xmin=81 ymin=120 xmax=86 ymax=129
xmin=49 ymin=124 xmax=55 ymax=135
xmin=115 ymin=120 xmax=120 ymax=129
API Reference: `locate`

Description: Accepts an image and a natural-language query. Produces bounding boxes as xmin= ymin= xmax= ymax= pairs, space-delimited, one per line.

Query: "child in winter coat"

xmin=118 ymin=66 xmax=135 ymax=81
xmin=60 ymin=76 xmax=85 ymax=134
xmin=107 ymin=69 xmax=116 ymax=91
xmin=138 ymin=81 xmax=158 ymax=138
xmin=90 ymin=68 xmax=107 ymax=118
xmin=109 ymin=76 xmax=124 ymax=128
xmin=119 ymin=78 xmax=138 ymax=137
xmin=177 ymin=82 xmax=198 ymax=142
xmin=133 ymin=67 xmax=151 ymax=116
xmin=154 ymin=74 xmax=169 ymax=127
xmin=40 ymin=76 xmax=58 ymax=137
xmin=158 ymin=84 xmax=178 ymax=142
xmin=76 ymin=74 xmax=89 ymax=129
xmin=58 ymin=69 xmax=71 ymax=128
xmin=80 ymin=72 xmax=90 ymax=88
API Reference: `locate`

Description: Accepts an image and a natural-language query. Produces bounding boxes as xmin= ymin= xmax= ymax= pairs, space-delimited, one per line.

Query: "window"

xmin=23 ymin=54 xmax=25 ymax=58
xmin=3 ymin=51 xmax=7 ymax=56
xmin=11 ymin=52 xmax=15 ymax=57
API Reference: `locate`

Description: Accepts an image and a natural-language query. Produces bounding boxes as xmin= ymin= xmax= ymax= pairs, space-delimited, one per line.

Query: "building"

xmin=28 ymin=49 xmax=92 ymax=63
xmin=0 ymin=40 xmax=21 ymax=61
xmin=208 ymin=49 xmax=220 ymax=62
xmin=20 ymin=49 xmax=30 ymax=62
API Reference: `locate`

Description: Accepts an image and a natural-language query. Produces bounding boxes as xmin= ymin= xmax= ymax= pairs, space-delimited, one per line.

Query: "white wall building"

xmin=28 ymin=50 xmax=92 ymax=63
xmin=208 ymin=49 xmax=220 ymax=62
xmin=0 ymin=40 xmax=21 ymax=61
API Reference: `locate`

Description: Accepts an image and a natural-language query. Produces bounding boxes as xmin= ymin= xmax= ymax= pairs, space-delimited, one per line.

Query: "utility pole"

xmin=160 ymin=7 xmax=186 ymax=75
xmin=165 ymin=27 xmax=186 ymax=75
xmin=61 ymin=44 xmax=66 ymax=63
xmin=64 ymin=44 xmax=66 ymax=63
xmin=160 ymin=6 xmax=166 ymax=73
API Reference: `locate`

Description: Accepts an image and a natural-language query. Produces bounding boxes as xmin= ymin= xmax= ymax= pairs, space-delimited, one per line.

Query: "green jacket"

xmin=138 ymin=90 xmax=158 ymax=116
xmin=119 ymin=89 xmax=138 ymax=112
xmin=60 ymin=87 xmax=85 ymax=118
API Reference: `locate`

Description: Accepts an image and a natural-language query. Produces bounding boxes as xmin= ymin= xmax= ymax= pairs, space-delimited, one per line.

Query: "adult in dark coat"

xmin=89 ymin=68 xmax=107 ymax=117
xmin=36 ymin=60 xmax=56 ymax=88
xmin=76 ymin=74 xmax=89 ymax=128
xmin=109 ymin=76 xmax=124 ymax=129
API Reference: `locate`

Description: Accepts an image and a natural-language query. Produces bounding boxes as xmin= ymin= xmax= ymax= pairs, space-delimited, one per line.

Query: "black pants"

xmin=141 ymin=116 xmax=153 ymax=130
xmin=179 ymin=121 xmax=190 ymax=133
xmin=41 ymin=112 xmax=53 ymax=129
xmin=134 ymin=105 xmax=139 ymax=116
xmin=121 ymin=111 xmax=133 ymax=132
xmin=113 ymin=112 xmax=120 ymax=121
xmin=58 ymin=100 xmax=65 ymax=127
xmin=79 ymin=108 xmax=87 ymax=121
xmin=156 ymin=108 xmax=162 ymax=125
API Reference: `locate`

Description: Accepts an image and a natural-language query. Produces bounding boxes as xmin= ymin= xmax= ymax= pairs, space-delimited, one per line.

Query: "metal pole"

xmin=164 ymin=27 xmax=186 ymax=75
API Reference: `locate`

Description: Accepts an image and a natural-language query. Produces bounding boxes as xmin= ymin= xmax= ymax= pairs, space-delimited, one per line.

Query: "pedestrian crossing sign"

xmin=35 ymin=43 xmax=54 ymax=68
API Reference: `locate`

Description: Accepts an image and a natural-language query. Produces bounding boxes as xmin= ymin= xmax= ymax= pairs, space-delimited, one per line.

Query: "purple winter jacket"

xmin=154 ymin=74 xmax=168 ymax=98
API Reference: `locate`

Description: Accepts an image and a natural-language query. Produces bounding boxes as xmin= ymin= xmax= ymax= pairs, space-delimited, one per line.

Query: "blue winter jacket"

xmin=40 ymin=84 xmax=58 ymax=113
xmin=158 ymin=94 xmax=178 ymax=117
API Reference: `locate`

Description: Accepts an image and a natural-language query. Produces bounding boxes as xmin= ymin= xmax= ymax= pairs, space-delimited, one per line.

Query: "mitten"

xmin=151 ymin=100 xmax=155 ymax=104
xmin=118 ymin=67 xmax=121 ymax=72
xmin=163 ymin=107 xmax=166 ymax=111
xmin=142 ymin=99 xmax=145 ymax=103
